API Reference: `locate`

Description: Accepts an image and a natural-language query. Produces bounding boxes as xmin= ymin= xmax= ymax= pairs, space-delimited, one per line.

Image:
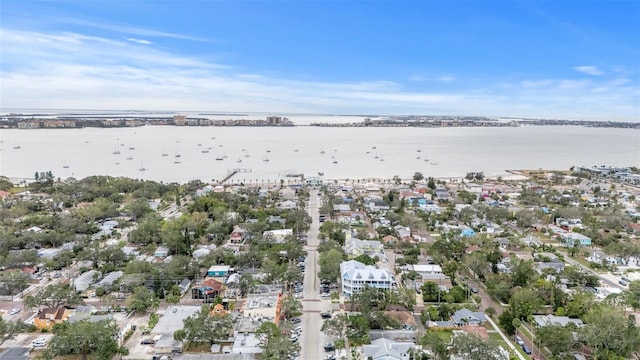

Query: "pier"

xmin=220 ymin=168 xmax=252 ymax=183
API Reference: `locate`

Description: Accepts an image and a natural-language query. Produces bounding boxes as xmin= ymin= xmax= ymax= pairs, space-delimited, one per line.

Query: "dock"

xmin=220 ymin=168 xmax=252 ymax=183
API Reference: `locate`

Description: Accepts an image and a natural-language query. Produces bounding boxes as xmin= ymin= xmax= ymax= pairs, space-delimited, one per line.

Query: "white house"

xmin=340 ymin=260 xmax=394 ymax=297
xmin=362 ymin=338 xmax=415 ymax=360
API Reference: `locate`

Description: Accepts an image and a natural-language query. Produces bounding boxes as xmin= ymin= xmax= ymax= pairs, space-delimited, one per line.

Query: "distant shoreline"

xmin=1 ymin=114 xmax=638 ymax=129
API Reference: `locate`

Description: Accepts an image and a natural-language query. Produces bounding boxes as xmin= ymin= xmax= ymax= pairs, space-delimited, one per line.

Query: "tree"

xmin=580 ymin=305 xmax=640 ymax=359
xmin=449 ymin=333 xmax=504 ymax=360
xmin=509 ymin=288 xmax=542 ymax=321
xmin=536 ymin=324 xmax=575 ymax=359
xmin=280 ymin=295 xmax=302 ymax=320
xmin=624 ymin=280 xmax=640 ymax=311
xmin=0 ymin=318 xmax=28 ymax=345
xmin=498 ymin=310 xmax=517 ymax=336
xmin=174 ymin=305 xmax=234 ymax=345
xmin=46 ymin=319 xmax=121 ymax=360
xmin=0 ymin=271 xmax=30 ymax=299
xmin=33 ymin=283 xmax=83 ymax=310
xmin=127 ymin=286 xmax=156 ymax=313
xmin=319 ymin=248 xmax=344 ymax=282
xmin=422 ymin=281 xmax=440 ymax=303
xmin=353 ymin=253 xmax=376 ymax=265
xmin=321 ymin=313 xmax=350 ymax=341
xmin=420 ymin=332 xmax=448 ymax=360
xmin=413 ymin=172 xmax=424 ymax=181
xmin=238 ymin=272 xmax=256 ymax=297
xmin=255 ymin=321 xmax=300 ymax=360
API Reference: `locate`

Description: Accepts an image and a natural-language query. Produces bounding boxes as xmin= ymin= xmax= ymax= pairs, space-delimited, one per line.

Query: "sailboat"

xmin=112 ymin=145 xmax=120 ymax=155
xmin=161 ymin=149 xmax=169 ymax=157
xmin=62 ymin=163 xmax=69 ymax=169
xmin=128 ymin=143 xmax=135 ymax=150
xmin=139 ymin=162 xmax=146 ymax=171
xmin=263 ymin=153 xmax=270 ymax=162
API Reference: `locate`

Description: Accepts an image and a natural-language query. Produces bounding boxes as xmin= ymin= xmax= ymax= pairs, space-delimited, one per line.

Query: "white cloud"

xmin=126 ymin=38 xmax=152 ymax=45
xmin=0 ymin=27 xmax=637 ymax=120
xmin=437 ymin=75 xmax=456 ymax=83
xmin=574 ymin=65 xmax=604 ymax=76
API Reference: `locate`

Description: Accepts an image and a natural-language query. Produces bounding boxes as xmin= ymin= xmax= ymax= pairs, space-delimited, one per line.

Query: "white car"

xmin=9 ymin=308 xmax=20 ymax=315
xmin=32 ymin=338 xmax=47 ymax=347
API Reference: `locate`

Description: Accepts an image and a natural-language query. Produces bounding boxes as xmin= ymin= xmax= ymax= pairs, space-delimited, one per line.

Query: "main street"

xmin=300 ymin=190 xmax=334 ymax=360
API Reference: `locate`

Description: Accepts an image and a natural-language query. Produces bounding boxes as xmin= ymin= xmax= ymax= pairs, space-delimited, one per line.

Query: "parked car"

xmin=522 ymin=344 xmax=532 ymax=355
xmin=9 ymin=308 xmax=20 ymax=315
xmin=324 ymin=343 xmax=335 ymax=351
xmin=32 ymin=338 xmax=47 ymax=347
xmin=515 ymin=335 xmax=524 ymax=346
xmin=140 ymin=339 xmax=155 ymax=345
xmin=321 ymin=312 xmax=332 ymax=319
xmin=291 ymin=318 xmax=302 ymax=324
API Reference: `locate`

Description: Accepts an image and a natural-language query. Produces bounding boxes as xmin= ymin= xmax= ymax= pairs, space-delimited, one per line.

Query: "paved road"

xmin=300 ymin=190 xmax=333 ymax=360
xmin=559 ymin=251 xmax=623 ymax=289
xmin=475 ymin=279 xmax=546 ymax=360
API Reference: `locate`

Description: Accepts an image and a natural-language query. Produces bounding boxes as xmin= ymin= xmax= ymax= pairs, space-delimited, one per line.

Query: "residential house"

xmin=521 ymin=236 xmax=543 ymax=247
xmin=460 ymin=227 xmax=476 ymax=237
xmin=154 ymin=246 xmax=170 ymax=258
xmin=276 ymin=200 xmax=297 ymax=210
xmin=34 ymin=307 xmax=70 ymax=330
xmin=532 ymin=314 xmax=584 ymax=328
xmin=74 ymin=270 xmax=100 ymax=293
xmin=263 ymin=229 xmax=293 ymax=243
xmin=228 ymin=225 xmax=246 ymax=244
xmin=451 ymin=308 xmax=487 ymax=327
xmin=207 ymin=265 xmax=231 ymax=277
xmin=95 ymin=271 xmax=123 ymax=291
xmin=344 ymin=238 xmax=384 ymax=260
xmin=192 ymin=278 xmax=225 ymax=301
xmin=340 ymin=260 xmax=395 ymax=297
xmin=362 ymin=338 xmax=415 ymax=360
xmin=267 ymin=215 xmax=286 ymax=225
xmin=560 ymin=232 xmax=592 ymax=248
xmin=434 ymin=187 xmax=449 ymax=199
xmin=178 ymin=278 xmax=192 ymax=295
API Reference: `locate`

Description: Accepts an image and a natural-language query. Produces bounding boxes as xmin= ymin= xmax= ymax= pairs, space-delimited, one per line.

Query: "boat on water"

xmin=112 ymin=146 xmax=120 ymax=155
xmin=294 ymin=149 xmax=299 ymax=152
xmin=197 ymin=143 xmax=202 ymax=147
xmin=237 ymin=158 xmax=242 ymax=163
xmin=320 ymin=148 xmax=325 ymax=154
xmin=13 ymin=145 xmax=21 ymax=149
xmin=139 ymin=162 xmax=146 ymax=171
xmin=129 ymin=144 xmax=135 ymax=150
xmin=174 ymin=160 xmax=181 ymax=164
xmin=201 ymin=150 xmax=209 ymax=153
xmin=333 ymin=160 xmax=338 ymax=164
xmin=63 ymin=164 xmax=69 ymax=169
xmin=263 ymin=154 xmax=270 ymax=162
xmin=215 ymin=155 xmax=224 ymax=161
xmin=417 ymin=149 xmax=422 ymax=152
xmin=244 ymin=154 xmax=250 ymax=158
xmin=161 ymin=152 xmax=168 ymax=157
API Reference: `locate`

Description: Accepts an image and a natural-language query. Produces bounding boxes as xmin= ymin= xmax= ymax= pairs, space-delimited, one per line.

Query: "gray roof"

xmin=96 ymin=271 xmax=123 ymax=288
xmin=362 ymin=338 xmax=414 ymax=360
xmin=152 ymin=305 xmax=201 ymax=335
xmin=452 ymin=308 xmax=487 ymax=325
xmin=74 ymin=270 xmax=100 ymax=292
xmin=532 ymin=315 xmax=584 ymax=327
xmin=0 ymin=348 xmax=29 ymax=360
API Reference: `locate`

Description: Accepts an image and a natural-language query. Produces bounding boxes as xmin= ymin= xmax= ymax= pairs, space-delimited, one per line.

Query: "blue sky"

xmin=1 ymin=1 xmax=638 ymax=120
